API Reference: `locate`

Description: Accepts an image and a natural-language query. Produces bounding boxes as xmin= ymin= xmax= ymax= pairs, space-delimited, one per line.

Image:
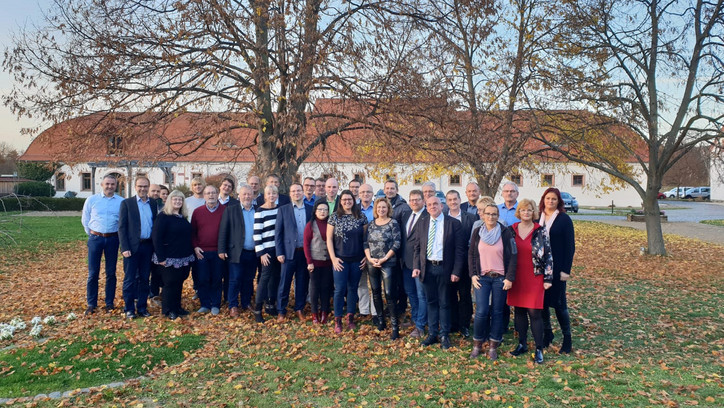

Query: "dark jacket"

xmin=275 ymin=202 xmax=314 ymax=261
xmin=151 ymin=213 xmax=193 ymax=263
xmin=412 ymin=214 xmax=465 ymax=281
xmin=399 ymin=209 xmax=427 ymax=270
xmin=256 ymin=193 xmax=291 ymax=207
xmin=119 ymin=195 xmax=157 ymax=253
xmin=468 ymin=223 xmax=517 ymax=281
xmin=545 ymin=212 xmax=576 ymax=279
xmin=444 ymin=209 xmax=477 ymax=247
xmin=217 ymin=202 xmax=254 ymax=263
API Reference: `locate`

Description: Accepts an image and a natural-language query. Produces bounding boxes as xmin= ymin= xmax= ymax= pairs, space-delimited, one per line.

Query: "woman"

xmin=304 ymin=201 xmax=333 ymax=324
xmin=252 ymin=185 xmax=281 ymax=323
xmin=538 ymin=188 xmax=576 ymax=354
xmin=151 ymin=190 xmax=195 ymax=320
xmin=506 ymin=198 xmax=553 ymax=364
xmin=468 ymin=203 xmax=517 ymax=360
xmin=363 ymin=198 xmax=402 ymax=339
xmin=327 ymin=189 xmax=368 ymax=333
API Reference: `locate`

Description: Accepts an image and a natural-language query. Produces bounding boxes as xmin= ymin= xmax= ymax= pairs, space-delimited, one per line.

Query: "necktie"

xmin=427 ymin=218 xmax=436 ymax=258
xmin=408 ymin=213 xmax=416 ymax=236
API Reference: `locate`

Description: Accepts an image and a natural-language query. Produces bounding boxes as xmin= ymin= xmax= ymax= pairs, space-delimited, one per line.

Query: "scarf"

xmin=539 ymin=209 xmax=559 ymax=236
xmin=479 ymin=222 xmax=502 ymax=245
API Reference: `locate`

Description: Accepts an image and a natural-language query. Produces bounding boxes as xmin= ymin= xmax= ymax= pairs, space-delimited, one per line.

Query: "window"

xmin=191 ymin=172 xmax=203 ymax=180
xmin=572 ymin=174 xmax=584 ymax=187
xmin=510 ymin=174 xmax=522 ymax=186
xmin=449 ymin=174 xmax=461 ymax=186
xmin=541 ymin=174 xmax=554 ymax=186
xmin=107 ymin=136 xmax=124 ymax=156
xmin=353 ymin=172 xmax=366 ymax=183
xmin=164 ymin=171 xmax=173 ymax=184
xmin=81 ymin=173 xmax=92 ymax=191
xmin=413 ymin=173 xmax=424 ymax=185
xmin=55 ymin=173 xmax=65 ymax=191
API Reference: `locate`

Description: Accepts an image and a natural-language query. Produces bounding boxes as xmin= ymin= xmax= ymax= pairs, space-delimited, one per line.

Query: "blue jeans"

xmin=227 ymin=250 xmax=257 ymax=309
xmin=86 ymin=234 xmax=119 ymax=308
xmin=277 ymin=252 xmax=310 ymax=314
xmin=473 ymin=275 xmax=507 ymax=342
xmin=333 ymin=260 xmax=362 ymax=317
xmin=122 ymin=240 xmax=153 ymax=313
xmin=196 ymin=250 xmax=223 ymax=309
xmin=403 ymin=266 xmax=427 ymax=331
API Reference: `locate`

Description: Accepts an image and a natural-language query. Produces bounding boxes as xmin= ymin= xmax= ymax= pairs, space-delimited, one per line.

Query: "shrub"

xmin=14 ymin=181 xmax=55 ymax=197
xmin=0 ymin=196 xmax=86 ymax=211
xmin=16 ymin=161 xmax=56 ymax=181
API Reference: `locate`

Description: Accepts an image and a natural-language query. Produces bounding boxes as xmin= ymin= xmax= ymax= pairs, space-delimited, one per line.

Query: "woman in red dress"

xmin=506 ymin=198 xmax=553 ymax=364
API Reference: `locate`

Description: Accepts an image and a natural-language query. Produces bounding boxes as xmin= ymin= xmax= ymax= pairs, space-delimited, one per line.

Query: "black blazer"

xmin=445 ymin=210 xmax=478 ymax=247
xmin=256 ymin=193 xmax=291 ymax=207
xmin=399 ymin=209 xmax=427 ymax=270
xmin=119 ymin=195 xmax=157 ymax=253
xmin=412 ymin=214 xmax=465 ymax=281
xmin=275 ymin=202 xmax=314 ymax=260
xmin=460 ymin=202 xmax=479 ymax=215
xmin=218 ymin=202 xmax=254 ymax=263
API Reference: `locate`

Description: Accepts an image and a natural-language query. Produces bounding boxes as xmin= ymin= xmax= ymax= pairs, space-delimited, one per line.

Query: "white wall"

xmin=711 ymin=154 xmax=724 ymax=201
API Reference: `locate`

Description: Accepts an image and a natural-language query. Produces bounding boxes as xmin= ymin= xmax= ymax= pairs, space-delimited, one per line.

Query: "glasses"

xmin=502 ymin=190 xmax=517 ymax=193
xmin=483 ymin=213 xmax=499 ymax=217
xmin=360 ymin=191 xmax=373 ymax=194
xmin=316 ymin=208 xmax=329 ymax=212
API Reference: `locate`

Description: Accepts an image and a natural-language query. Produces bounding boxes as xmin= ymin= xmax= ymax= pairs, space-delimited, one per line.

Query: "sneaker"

xmin=125 ymin=311 xmax=136 ymax=319
xmin=197 ymin=307 xmax=211 ymax=314
xmin=211 ymin=307 xmax=220 ymax=316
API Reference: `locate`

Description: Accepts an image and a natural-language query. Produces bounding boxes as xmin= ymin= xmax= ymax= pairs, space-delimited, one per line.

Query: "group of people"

xmin=81 ymin=174 xmax=575 ymax=363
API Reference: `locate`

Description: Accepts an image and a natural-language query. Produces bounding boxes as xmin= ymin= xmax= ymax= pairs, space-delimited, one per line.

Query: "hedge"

xmin=0 ymin=196 xmax=86 ymax=212
xmin=14 ymin=181 xmax=56 ymax=197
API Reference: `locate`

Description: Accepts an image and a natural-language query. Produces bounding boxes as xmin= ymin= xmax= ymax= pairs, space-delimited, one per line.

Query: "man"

xmin=149 ymin=184 xmax=161 ymax=201
xmin=256 ymin=174 xmax=291 ymax=206
xmin=316 ymin=177 xmax=340 ymax=213
xmin=422 ymin=181 xmax=448 ymax=212
xmin=274 ymin=183 xmax=313 ymax=321
xmin=399 ymin=190 xmax=426 ymax=337
xmin=218 ymin=184 xmax=257 ymax=317
xmin=185 ymin=177 xmax=206 ymax=221
xmin=191 ymin=185 xmax=226 ymax=315
xmin=348 ymin=179 xmax=361 ymax=202
xmin=460 ymin=182 xmax=481 ymax=215
xmin=412 ymin=196 xmax=465 ymax=350
xmin=81 ymin=174 xmax=123 ymax=315
xmin=247 ymin=175 xmax=261 ymax=205
xmin=384 ymin=179 xmax=409 ymax=221
xmin=302 ymin=177 xmax=317 ymax=206
xmin=498 ymin=181 xmax=520 ymax=226
xmin=119 ymin=176 xmax=157 ymax=319
xmin=314 ymin=177 xmax=325 ymax=198
xmin=444 ymin=190 xmax=477 ymax=337
xmin=357 ymin=183 xmax=376 ymax=319
xmin=218 ymin=176 xmax=238 ymax=206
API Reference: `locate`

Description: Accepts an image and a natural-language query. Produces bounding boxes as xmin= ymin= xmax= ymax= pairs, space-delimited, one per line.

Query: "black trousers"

xmin=160 ymin=265 xmax=190 ymax=315
xmin=368 ymin=262 xmax=399 ymax=318
xmin=255 ymin=257 xmax=281 ymax=312
xmin=423 ymin=262 xmax=451 ymax=337
xmin=309 ymin=265 xmax=332 ymax=314
xmin=449 ymin=272 xmax=473 ymax=331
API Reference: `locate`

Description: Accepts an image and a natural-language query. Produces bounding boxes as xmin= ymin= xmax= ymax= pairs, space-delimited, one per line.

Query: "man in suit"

xmin=275 ymin=183 xmax=314 ymax=320
xmin=256 ymin=174 xmax=291 ymax=206
xmin=82 ymin=174 xmax=124 ymax=315
xmin=218 ymin=184 xmax=257 ymax=318
xmin=460 ymin=182 xmax=481 ymax=215
xmin=412 ymin=195 xmax=465 ymax=350
xmin=399 ymin=189 xmax=426 ymax=338
xmin=119 ymin=176 xmax=157 ymax=319
xmin=444 ymin=190 xmax=477 ymax=337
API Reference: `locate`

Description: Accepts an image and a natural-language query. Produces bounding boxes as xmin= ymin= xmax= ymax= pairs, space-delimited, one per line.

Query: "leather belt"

xmin=90 ymin=230 xmax=117 ymax=237
xmin=482 ymin=271 xmax=503 ymax=278
xmin=427 ymin=260 xmax=443 ymax=266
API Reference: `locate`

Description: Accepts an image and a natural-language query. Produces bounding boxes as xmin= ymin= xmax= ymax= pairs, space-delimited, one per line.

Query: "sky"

xmin=0 ymin=0 xmax=52 ymax=153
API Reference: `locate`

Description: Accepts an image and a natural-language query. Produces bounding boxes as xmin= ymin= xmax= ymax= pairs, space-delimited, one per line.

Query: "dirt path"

xmin=591 ymin=219 xmax=724 ymax=246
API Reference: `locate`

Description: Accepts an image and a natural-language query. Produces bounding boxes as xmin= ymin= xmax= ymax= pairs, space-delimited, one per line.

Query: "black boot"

xmin=390 ymin=314 xmax=400 ymax=340
xmin=534 ymin=347 xmax=544 ymax=364
xmin=543 ymin=329 xmax=554 ymax=348
xmin=557 ymin=307 xmax=572 ymax=354
xmin=510 ymin=343 xmax=528 ymax=356
xmin=372 ymin=315 xmax=381 ymax=329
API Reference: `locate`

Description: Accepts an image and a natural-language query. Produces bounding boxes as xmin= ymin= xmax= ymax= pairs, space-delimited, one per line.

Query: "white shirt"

xmin=428 ymin=213 xmax=445 ymax=261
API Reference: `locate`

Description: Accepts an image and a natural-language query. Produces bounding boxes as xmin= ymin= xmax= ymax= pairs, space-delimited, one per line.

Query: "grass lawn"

xmin=700 ymin=219 xmax=724 ymax=227
xmin=0 ymin=217 xmax=722 ymax=407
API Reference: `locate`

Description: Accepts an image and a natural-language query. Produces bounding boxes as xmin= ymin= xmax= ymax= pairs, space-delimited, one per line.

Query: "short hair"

xmin=162 ymin=190 xmax=188 ymax=217
xmin=476 ymin=196 xmax=495 ymax=209
xmin=191 ymin=177 xmax=206 ymax=187
xmin=237 ymin=183 xmax=252 ymax=193
xmin=373 ymin=197 xmax=392 ymax=219
xmin=289 ymin=183 xmax=303 ymax=191
xmin=303 ymin=176 xmax=315 ymax=183
xmin=502 ymin=181 xmax=519 ymax=192
xmin=349 ymin=179 xmax=361 ymax=187
xmin=384 ymin=179 xmax=399 ymax=190
xmin=102 ymin=174 xmax=117 ymax=182
xmin=466 ymin=182 xmax=480 ymax=189
xmin=159 ymin=185 xmax=170 ymax=193
xmin=538 ymin=187 xmax=565 ymax=214
xmin=135 ymin=176 xmax=150 ymax=186
xmin=515 ymin=198 xmax=539 ymax=220
xmin=409 ymin=189 xmax=423 ymax=201
xmin=482 ymin=203 xmax=499 ymax=215
xmin=264 ymin=185 xmax=279 ymax=195
xmin=445 ymin=190 xmax=460 ymax=199
xmin=266 ymin=174 xmax=281 ymax=183
xmin=204 ymin=185 xmax=218 ymax=194
xmin=421 ymin=181 xmax=436 ymax=190
xmin=221 ymin=176 xmax=236 ymax=190
xmin=316 ymin=177 xmax=325 ymax=183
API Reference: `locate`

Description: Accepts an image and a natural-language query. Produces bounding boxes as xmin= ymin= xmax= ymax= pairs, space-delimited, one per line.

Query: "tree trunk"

xmin=643 ymin=185 xmax=667 ymax=256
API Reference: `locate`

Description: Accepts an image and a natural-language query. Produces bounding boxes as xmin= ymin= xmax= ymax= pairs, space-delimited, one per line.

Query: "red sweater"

xmin=191 ymin=204 xmax=226 ymax=251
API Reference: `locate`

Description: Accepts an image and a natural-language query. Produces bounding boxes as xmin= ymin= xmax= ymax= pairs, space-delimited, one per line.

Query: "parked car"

xmin=657 ymin=191 xmax=667 ymax=199
xmin=684 ymin=187 xmax=710 ymax=200
xmin=560 ymin=192 xmax=579 ymax=213
xmin=663 ymin=187 xmax=692 ymax=198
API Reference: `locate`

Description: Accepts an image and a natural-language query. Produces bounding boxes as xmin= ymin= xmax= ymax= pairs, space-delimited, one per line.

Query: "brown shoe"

xmin=470 ymin=340 xmax=483 ymax=359
xmin=409 ymin=327 xmax=422 ymax=338
xmin=230 ymin=307 xmax=239 ymax=318
xmin=277 ymin=314 xmax=286 ymax=322
xmin=296 ymin=310 xmax=306 ymax=322
xmin=488 ymin=340 xmax=501 ymax=361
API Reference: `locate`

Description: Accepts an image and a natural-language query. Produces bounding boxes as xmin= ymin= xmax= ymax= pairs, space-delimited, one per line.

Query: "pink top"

xmin=478 ymin=237 xmax=505 ymax=274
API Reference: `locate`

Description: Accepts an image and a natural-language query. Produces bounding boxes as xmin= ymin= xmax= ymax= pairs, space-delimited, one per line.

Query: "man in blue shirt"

xmin=81 ymin=174 xmax=124 ymax=315
xmin=357 ymin=183 xmax=376 ymax=319
xmin=498 ymin=181 xmax=520 ymax=226
xmin=119 ymin=176 xmax=157 ymax=319
xmin=302 ymin=177 xmax=317 ymax=206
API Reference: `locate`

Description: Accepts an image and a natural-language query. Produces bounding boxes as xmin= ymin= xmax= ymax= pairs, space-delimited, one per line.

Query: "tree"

xmin=537 ymin=0 xmax=724 ymax=255
xmin=2 ymin=0 xmax=403 ymax=190
xmin=0 ymin=142 xmax=19 ymax=175
xmin=16 ymin=161 xmax=56 ymax=182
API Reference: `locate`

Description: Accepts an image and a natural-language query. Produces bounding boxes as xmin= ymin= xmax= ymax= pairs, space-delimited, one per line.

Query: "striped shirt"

xmin=253 ymin=206 xmax=279 ymax=256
